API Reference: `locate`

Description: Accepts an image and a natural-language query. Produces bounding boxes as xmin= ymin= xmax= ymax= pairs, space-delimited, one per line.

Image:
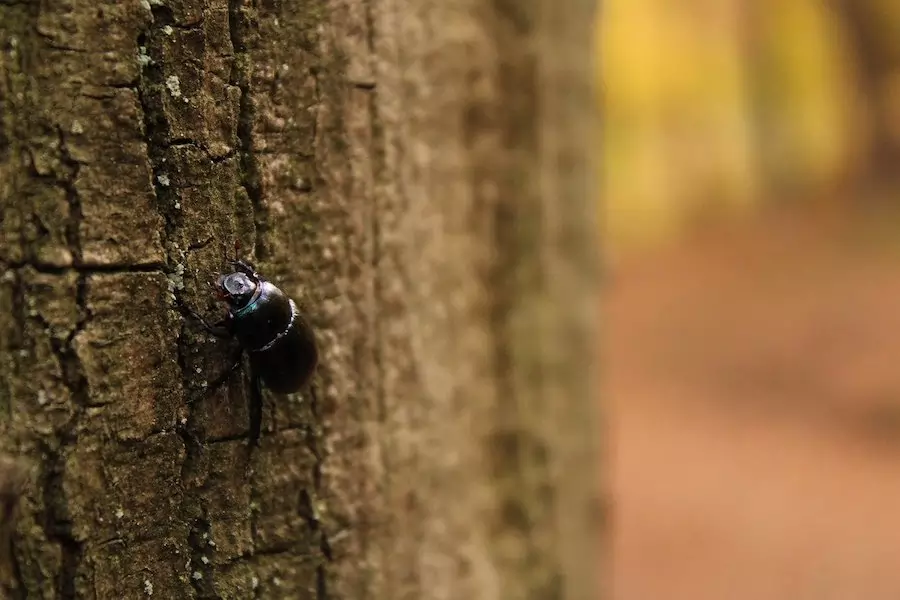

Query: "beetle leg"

xmin=230 ymin=259 xmax=258 ymax=278
xmin=248 ymin=370 xmax=263 ymax=447
xmin=182 ymin=306 xmax=232 ymax=339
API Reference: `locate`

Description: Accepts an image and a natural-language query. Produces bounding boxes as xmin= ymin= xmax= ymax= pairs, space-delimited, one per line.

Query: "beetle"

xmin=184 ymin=258 xmax=318 ymax=445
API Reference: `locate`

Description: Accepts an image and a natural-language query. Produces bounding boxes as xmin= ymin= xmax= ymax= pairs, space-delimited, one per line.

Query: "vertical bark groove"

xmin=136 ymin=7 xmax=206 ymax=598
xmin=40 ymin=271 xmax=88 ymax=598
xmin=228 ymin=0 xmax=266 ymax=262
xmin=38 ymin=97 xmax=90 ymax=600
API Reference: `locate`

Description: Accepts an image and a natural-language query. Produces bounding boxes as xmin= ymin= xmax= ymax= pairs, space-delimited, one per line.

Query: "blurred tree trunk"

xmin=0 ymin=0 xmax=603 ymax=598
xmin=737 ymin=0 xmax=770 ymax=198
xmin=829 ymin=0 xmax=900 ymax=185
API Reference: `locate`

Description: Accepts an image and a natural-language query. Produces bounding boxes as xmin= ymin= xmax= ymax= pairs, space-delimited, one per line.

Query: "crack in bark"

xmin=137 ymin=15 xmax=181 ymax=242
xmin=0 ymin=261 xmax=165 ymax=275
xmin=39 ymin=438 xmax=82 ymax=600
xmin=228 ymin=0 xmax=266 ymax=262
xmin=57 ymin=128 xmax=82 ymax=267
xmin=225 ymin=7 xmax=277 ymax=597
xmin=203 ymin=422 xmax=308 ymax=446
xmin=35 ymin=128 xmax=91 ymax=599
xmin=137 ymin=6 xmax=215 ymax=598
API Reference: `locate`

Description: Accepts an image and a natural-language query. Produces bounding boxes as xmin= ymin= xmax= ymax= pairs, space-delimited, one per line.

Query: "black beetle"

xmin=185 ymin=258 xmax=318 ymax=445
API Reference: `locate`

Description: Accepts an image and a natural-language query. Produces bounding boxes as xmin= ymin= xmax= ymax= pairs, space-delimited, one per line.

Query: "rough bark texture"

xmin=0 ymin=0 xmax=602 ymax=599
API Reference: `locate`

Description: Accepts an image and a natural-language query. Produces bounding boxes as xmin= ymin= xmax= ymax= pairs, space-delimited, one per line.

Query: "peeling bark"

xmin=1 ymin=1 xmax=603 ymax=599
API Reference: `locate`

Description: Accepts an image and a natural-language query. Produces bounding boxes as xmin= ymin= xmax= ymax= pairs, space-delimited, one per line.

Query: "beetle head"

xmin=215 ymin=271 xmax=259 ymax=310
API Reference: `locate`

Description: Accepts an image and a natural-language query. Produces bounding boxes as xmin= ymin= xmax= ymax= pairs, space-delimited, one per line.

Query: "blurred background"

xmin=599 ymin=1 xmax=900 ymax=598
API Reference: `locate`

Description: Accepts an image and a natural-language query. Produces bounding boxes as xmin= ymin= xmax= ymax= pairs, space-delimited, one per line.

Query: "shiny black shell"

xmin=230 ymin=281 xmax=317 ymax=393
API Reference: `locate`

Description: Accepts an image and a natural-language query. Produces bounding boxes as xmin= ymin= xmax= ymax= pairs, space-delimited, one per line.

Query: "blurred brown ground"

xmin=610 ymin=201 xmax=900 ymax=600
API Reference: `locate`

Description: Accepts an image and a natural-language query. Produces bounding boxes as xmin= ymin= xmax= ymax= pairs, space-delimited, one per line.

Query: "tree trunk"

xmin=828 ymin=0 xmax=900 ymax=186
xmin=0 ymin=0 xmax=603 ymax=598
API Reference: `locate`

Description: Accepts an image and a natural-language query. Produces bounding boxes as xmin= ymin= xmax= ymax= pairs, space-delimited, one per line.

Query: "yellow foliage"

xmin=599 ymin=0 xmax=861 ymax=255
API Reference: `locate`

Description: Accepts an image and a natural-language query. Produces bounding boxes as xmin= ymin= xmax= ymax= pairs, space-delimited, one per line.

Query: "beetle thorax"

xmin=217 ymin=272 xmax=259 ymax=310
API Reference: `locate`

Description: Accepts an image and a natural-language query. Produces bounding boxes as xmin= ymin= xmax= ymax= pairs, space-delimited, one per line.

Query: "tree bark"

xmin=0 ymin=0 xmax=603 ymax=598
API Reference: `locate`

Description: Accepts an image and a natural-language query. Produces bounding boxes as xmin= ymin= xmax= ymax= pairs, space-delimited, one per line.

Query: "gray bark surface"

xmin=0 ymin=1 xmax=603 ymax=598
